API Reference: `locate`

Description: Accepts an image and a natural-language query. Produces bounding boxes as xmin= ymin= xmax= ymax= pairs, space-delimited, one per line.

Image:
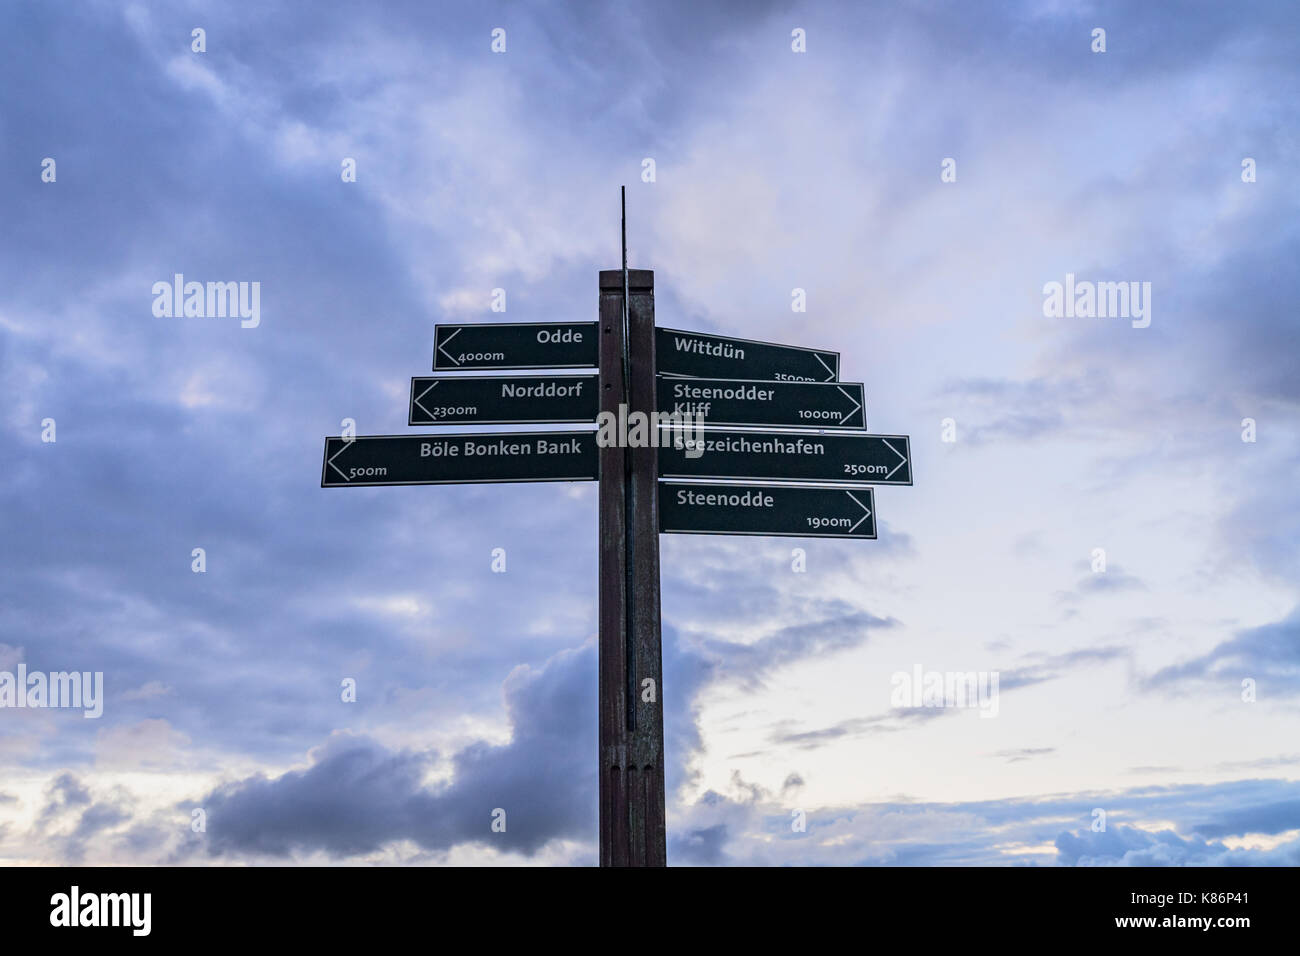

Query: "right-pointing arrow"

xmin=882 ymin=439 xmax=908 ymax=480
xmin=845 ymin=490 xmax=872 ymax=533
xmin=837 ymin=385 xmax=864 ymax=426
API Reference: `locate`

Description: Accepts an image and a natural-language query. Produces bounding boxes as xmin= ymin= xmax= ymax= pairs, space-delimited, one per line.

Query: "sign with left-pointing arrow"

xmin=659 ymin=482 xmax=876 ymax=538
xmin=657 ymin=376 xmax=865 ymax=429
xmin=410 ymin=375 xmax=599 ymax=425
xmin=322 ymin=433 xmax=599 ymax=487
xmin=433 ymin=321 xmax=598 ymax=370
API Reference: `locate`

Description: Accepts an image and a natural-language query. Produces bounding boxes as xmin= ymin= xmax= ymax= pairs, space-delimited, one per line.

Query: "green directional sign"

xmin=658 ymin=429 xmax=912 ymax=485
xmin=656 ymin=327 xmax=838 ymax=382
xmin=657 ymin=377 xmax=865 ymax=429
xmin=410 ymin=374 xmax=599 ymax=425
xmin=659 ymin=482 xmax=876 ymax=539
xmin=433 ymin=322 xmax=598 ymax=370
xmin=322 ymin=432 xmax=599 ymax=487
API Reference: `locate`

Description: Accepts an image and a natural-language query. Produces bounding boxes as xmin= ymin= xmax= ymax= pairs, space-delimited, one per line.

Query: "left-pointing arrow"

xmin=409 ymin=374 xmax=600 ymax=425
xmin=321 ymin=433 xmax=599 ymax=487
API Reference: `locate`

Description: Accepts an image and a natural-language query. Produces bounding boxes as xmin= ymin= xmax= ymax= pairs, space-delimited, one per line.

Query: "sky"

xmin=1 ymin=0 xmax=1298 ymax=866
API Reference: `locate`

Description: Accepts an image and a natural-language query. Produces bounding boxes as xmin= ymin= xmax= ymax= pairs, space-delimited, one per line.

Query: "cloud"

xmin=199 ymin=642 xmax=597 ymax=860
xmin=38 ymin=774 xmax=91 ymax=823
xmin=667 ymin=778 xmax=1300 ymax=866
xmin=1144 ymin=607 xmax=1300 ymax=696
xmin=694 ymin=611 xmax=899 ymax=692
xmin=670 ymin=823 xmax=730 ymax=866
xmin=934 ymin=373 xmax=1110 ymax=446
xmin=994 ymin=748 xmax=1056 ymax=763
xmin=1055 ymin=565 xmax=1147 ymax=605
xmin=1057 ymin=824 xmax=1300 ymax=866
xmin=770 ymin=645 xmax=1126 ymax=749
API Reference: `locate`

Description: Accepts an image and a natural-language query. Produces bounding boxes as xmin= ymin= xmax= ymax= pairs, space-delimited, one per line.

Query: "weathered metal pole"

xmin=598 ymin=256 xmax=667 ymax=866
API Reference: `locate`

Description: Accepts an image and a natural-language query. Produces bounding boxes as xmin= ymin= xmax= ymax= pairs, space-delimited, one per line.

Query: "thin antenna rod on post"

xmin=621 ymin=189 xmax=631 ymax=399
xmin=620 ymin=187 xmax=636 ymax=733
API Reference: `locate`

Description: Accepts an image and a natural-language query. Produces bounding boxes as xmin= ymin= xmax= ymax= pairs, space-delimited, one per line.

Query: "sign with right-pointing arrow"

xmin=659 ymin=482 xmax=876 ymax=538
xmin=655 ymin=327 xmax=838 ymax=382
xmin=657 ymin=376 xmax=865 ymax=429
xmin=659 ymin=429 xmax=912 ymax=485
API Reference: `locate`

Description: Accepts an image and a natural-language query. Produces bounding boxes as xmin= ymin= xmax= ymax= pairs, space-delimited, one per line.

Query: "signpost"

xmin=319 ymin=192 xmax=913 ymax=867
xmin=433 ymin=321 xmax=599 ymax=370
xmin=321 ymin=433 xmax=599 ymax=486
xmin=659 ymin=429 xmax=912 ymax=485
xmin=659 ymin=482 xmax=876 ymax=539
xmin=409 ymin=374 xmax=599 ymax=425
xmin=597 ymin=265 xmax=666 ymax=867
xmin=655 ymin=327 xmax=838 ymax=381
xmin=657 ymin=376 xmax=866 ymax=429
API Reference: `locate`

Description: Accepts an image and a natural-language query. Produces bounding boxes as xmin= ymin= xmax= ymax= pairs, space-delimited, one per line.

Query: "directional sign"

xmin=433 ymin=322 xmax=598 ymax=371
xmin=410 ymin=374 xmax=599 ymax=425
xmin=658 ymin=429 xmax=912 ymax=485
xmin=655 ymin=327 xmax=838 ymax=382
xmin=322 ymin=432 xmax=599 ymax=487
xmin=657 ymin=377 xmax=865 ymax=430
xmin=660 ymin=483 xmax=876 ymax=539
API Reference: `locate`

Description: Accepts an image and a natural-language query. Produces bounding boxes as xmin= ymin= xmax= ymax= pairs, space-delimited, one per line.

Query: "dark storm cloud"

xmin=200 ymin=736 xmax=444 ymax=858
xmin=198 ymin=643 xmax=596 ymax=859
